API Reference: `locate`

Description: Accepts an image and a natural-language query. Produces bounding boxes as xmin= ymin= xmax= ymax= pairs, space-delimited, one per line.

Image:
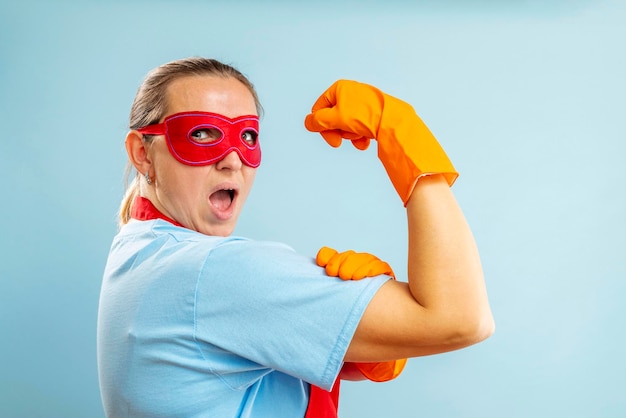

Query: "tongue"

xmin=209 ymin=190 xmax=232 ymax=211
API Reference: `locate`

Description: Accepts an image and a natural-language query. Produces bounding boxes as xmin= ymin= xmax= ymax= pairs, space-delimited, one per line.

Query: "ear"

xmin=125 ymin=130 xmax=152 ymax=176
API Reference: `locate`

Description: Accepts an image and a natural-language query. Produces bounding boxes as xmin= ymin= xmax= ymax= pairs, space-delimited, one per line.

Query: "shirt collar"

xmin=131 ymin=196 xmax=184 ymax=228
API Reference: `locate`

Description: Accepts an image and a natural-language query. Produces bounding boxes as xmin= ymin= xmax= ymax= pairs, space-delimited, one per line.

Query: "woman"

xmin=97 ymin=57 xmax=494 ymax=417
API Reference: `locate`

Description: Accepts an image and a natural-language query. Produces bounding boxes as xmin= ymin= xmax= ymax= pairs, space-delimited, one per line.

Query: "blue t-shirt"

xmin=97 ymin=219 xmax=389 ymax=417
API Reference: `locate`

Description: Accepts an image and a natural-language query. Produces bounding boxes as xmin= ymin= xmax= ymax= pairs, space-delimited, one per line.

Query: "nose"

xmin=215 ymin=150 xmax=243 ymax=171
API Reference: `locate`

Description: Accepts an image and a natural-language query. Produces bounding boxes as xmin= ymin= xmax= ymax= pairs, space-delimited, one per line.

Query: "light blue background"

xmin=1 ymin=0 xmax=624 ymax=417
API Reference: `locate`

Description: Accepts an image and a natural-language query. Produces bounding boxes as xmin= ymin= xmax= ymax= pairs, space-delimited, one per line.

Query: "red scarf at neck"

xmin=131 ymin=197 xmax=184 ymax=227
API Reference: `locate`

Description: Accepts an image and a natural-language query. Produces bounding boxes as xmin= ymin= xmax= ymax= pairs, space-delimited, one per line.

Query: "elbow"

xmin=455 ymin=311 xmax=495 ymax=348
xmin=470 ymin=313 xmax=495 ymax=344
xmin=439 ymin=309 xmax=495 ymax=350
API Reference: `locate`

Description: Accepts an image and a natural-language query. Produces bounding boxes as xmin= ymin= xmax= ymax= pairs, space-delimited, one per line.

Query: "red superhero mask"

xmin=136 ymin=111 xmax=261 ymax=167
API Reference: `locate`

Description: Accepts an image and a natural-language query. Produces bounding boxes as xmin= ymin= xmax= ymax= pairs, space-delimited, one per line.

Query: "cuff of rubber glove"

xmin=355 ymin=359 xmax=407 ymax=382
xmin=402 ymin=172 xmax=460 ymax=207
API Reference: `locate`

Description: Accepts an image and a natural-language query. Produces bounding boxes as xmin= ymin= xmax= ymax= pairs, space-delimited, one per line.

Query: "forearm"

xmin=406 ymin=174 xmax=494 ymax=343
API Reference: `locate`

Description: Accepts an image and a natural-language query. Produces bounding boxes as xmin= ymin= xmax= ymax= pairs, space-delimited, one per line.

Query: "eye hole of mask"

xmin=190 ymin=127 xmax=223 ymax=143
xmin=242 ymin=130 xmax=258 ymax=146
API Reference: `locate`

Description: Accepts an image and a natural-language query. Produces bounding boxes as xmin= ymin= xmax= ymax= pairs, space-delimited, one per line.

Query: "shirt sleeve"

xmin=193 ymin=238 xmax=390 ymax=390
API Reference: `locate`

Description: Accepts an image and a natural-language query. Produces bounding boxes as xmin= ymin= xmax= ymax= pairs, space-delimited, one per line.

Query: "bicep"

xmin=344 ymin=280 xmax=477 ymax=362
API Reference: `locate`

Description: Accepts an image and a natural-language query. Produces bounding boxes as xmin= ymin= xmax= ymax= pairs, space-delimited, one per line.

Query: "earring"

xmin=145 ymin=172 xmax=152 ymax=185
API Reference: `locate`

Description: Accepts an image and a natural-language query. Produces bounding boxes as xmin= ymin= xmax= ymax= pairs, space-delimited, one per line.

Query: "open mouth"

xmin=209 ymin=188 xmax=237 ymax=213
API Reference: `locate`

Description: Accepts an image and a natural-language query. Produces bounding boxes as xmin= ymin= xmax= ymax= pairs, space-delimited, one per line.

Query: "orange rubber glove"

xmin=316 ymin=246 xmax=395 ymax=281
xmin=316 ymin=246 xmax=407 ymax=382
xmin=304 ymin=80 xmax=458 ymax=205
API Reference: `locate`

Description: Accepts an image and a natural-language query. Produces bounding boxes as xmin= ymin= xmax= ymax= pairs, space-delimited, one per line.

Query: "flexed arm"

xmin=305 ymin=81 xmax=494 ymax=362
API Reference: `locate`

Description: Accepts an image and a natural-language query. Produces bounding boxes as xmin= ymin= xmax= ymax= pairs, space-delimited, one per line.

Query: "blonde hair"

xmin=118 ymin=57 xmax=263 ymax=227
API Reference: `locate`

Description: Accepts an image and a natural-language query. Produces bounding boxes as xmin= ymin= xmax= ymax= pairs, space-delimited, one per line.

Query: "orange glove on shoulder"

xmin=316 ymin=246 xmax=395 ymax=281
xmin=316 ymin=246 xmax=407 ymax=382
xmin=305 ymin=80 xmax=458 ymax=205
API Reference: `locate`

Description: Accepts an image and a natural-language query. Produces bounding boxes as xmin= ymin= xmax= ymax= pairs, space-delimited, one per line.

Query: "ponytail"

xmin=118 ymin=165 xmax=140 ymax=227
